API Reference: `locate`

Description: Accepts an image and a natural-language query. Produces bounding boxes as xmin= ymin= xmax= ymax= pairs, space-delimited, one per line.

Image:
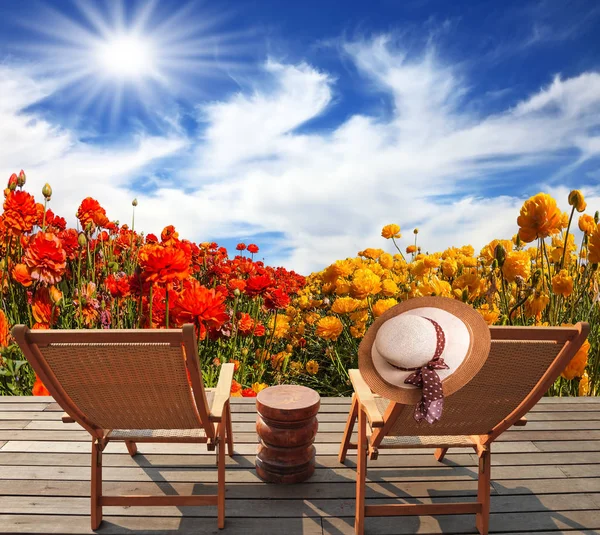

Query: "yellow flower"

xmin=350 ymin=323 xmax=366 ymax=338
xmin=552 ymin=269 xmax=574 ymax=297
xmin=381 ymin=224 xmax=401 ymax=239
xmin=372 ymin=298 xmax=398 ymax=317
xmin=562 ymin=339 xmax=589 ymax=380
xmin=289 ymin=361 xmax=303 ymax=374
xmin=441 ymin=258 xmax=458 ymax=278
xmin=579 ymin=214 xmax=596 ymax=235
xmin=269 ymin=315 xmax=290 ymax=338
xmin=461 ymin=256 xmax=478 ymax=268
xmin=517 ymin=193 xmax=564 ymax=243
xmin=381 ymin=279 xmax=398 ymax=297
xmin=452 ymin=273 xmax=484 ymax=301
xmin=579 ymin=371 xmax=590 ymax=396
xmin=410 ymin=260 xmax=429 ymax=278
xmin=306 ymin=360 xmax=319 ymax=375
xmin=331 ymin=296 xmax=361 ymax=314
xmin=417 ymin=276 xmax=453 ymax=298
xmin=406 ymin=245 xmax=417 ymax=254
xmin=525 ymin=291 xmax=550 ymax=319
xmin=351 ymin=269 xmax=382 ymax=299
xmin=480 ymin=239 xmax=513 ymax=266
xmin=379 ymin=252 xmax=394 ymax=269
xmin=350 ymin=310 xmax=369 ymax=324
xmin=477 ymin=303 xmax=500 ymax=325
xmin=335 ymin=278 xmax=351 ymax=295
xmin=316 ymin=316 xmax=344 ymax=341
xmin=502 ymin=250 xmax=531 ymax=283
xmin=568 ymin=190 xmax=587 ymax=212
xmin=252 ymin=382 xmax=268 ymax=394
xmin=589 ymin=224 xmax=600 ymax=263
xmin=303 ymin=312 xmax=320 ymax=325
xmin=359 ymin=248 xmax=384 ymax=260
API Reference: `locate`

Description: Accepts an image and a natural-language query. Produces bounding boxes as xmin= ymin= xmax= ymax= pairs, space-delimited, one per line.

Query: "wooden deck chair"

xmin=339 ymin=322 xmax=590 ymax=535
xmin=12 ymin=324 xmax=235 ymax=530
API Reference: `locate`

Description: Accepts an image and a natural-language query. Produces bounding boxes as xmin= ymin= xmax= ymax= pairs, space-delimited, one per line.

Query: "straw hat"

xmin=359 ymin=296 xmax=491 ymax=408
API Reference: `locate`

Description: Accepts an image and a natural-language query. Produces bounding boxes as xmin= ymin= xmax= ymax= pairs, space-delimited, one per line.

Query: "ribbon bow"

xmin=401 ymin=318 xmax=449 ymax=424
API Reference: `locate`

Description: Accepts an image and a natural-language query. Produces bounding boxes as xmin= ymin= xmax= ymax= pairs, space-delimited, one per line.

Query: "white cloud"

xmin=2 ymin=37 xmax=600 ymax=274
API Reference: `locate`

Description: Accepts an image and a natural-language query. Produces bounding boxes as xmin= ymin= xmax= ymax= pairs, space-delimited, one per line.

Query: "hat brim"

xmin=359 ymin=296 xmax=491 ymax=405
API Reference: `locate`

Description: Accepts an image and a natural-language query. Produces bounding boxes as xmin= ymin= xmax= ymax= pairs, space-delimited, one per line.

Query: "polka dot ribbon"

xmin=398 ymin=318 xmax=449 ymax=424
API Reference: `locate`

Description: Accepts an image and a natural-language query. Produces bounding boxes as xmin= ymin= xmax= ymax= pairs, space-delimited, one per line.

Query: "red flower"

xmin=23 ymin=232 xmax=67 ymax=285
xmin=3 ymin=190 xmax=37 ymax=235
xmin=245 ymin=274 xmax=272 ymax=296
xmin=105 ymin=273 xmax=131 ymax=298
xmin=58 ymin=229 xmax=79 ymax=260
xmin=241 ymin=388 xmax=257 ymax=397
xmin=173 ymin=279 xmax=229 ymax=339
xmin=253 ymin=323 xmax=266 ymax=337
xmin=247 ymin=244 xmax=259 ymax=254
xmin=231 ymin=380 xmax=242 ymax=396
xmin=146 ymin=233 xmax=159 ymax=244
xmin=76 ymin=197 xmax=107 ymax=231
xmin=237 ymin=312 xmax=254 ymax=335
xmin=161 ymin=225 xmax=179 ymax=245
xmin=0 ymin=309 xmax=9 ymax=348
xmin=138 ymin=244 xmax=190 ymax=285
xmin=236 ymin=243 xmax=246 ymax=251
xmin=32 ymin=375 xmax=50 ymax=396
xmin=264 ymin=287 xmax=291 ymax=310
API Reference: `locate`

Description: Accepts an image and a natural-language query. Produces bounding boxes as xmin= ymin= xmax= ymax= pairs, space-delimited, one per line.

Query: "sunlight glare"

xmin=97 ymin=35 xmax=154 ymax=79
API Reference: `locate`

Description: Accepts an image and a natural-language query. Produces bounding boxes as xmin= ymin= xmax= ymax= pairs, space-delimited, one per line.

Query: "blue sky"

xmin=1 ymin=0 xmax=600 ymax=273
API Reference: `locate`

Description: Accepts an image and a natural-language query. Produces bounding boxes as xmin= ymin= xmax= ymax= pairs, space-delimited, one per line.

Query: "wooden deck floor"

xmin=1 ymin=396 xmax=600 ymax=534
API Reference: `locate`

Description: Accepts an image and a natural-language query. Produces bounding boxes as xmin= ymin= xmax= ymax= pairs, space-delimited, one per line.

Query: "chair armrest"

xmin=210 ymin=363 xmax=235 ymax=422
xmin=349 ymin=369 xmax=384 ymax=428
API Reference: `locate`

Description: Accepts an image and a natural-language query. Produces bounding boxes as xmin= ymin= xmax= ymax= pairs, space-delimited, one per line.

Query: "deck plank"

xmin=0 ymin=395 xmax=599 ymax=534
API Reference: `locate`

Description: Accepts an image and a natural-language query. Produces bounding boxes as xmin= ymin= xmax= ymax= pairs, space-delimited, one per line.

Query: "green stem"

xmin=560 ymin=206 xmax=576 ymax=271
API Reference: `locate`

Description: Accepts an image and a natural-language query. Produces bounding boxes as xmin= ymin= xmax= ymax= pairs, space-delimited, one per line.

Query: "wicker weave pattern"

xmin=382 ymin=340 xmax=561 ymax=437
xmin=379 ymin=434 xmax=474 ymax=447
xmin=40 ymin=343 xmax=203 ymax=430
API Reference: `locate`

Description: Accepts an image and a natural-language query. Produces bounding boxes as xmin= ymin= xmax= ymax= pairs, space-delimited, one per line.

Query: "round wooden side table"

xmin=255 ymin=384 xmax=320 ymax=484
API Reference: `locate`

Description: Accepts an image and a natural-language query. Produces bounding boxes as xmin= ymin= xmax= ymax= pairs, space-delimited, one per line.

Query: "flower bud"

xmin=107 ymin=261 xmax=119 ymax=272
xmin=7 ymin=174 xmax=17 ymax=191
xmin=413 ymin=228 xmax=419 ymax=234
xmin=17 ymin=170 xmax=26 ymax=187
xmin=491 ymin=259 xmax=498 ymax=270
xmin=78 ymin=233 xmax=87 ymax=247
xmin=233 ymin=288 xmax=241 ymax=297
xmin=42 ymin=183 xmax=52 ymax=200
xmin=494 ymin=243 xmax=506 ymax=267
xmin=132 ymin=198 xmax=138 ymax=207
xmin=568 ymin=190 xmax=586 ymax=212
xmin=595 ymin=211 xmax=599 ymax=224
xmin=515 ymin=234 xmax=521 ymax=248
xmin=461 ymin=289 xmax=469 ymax=302
xmin=241 ymin=348 xmax=249 ymax=357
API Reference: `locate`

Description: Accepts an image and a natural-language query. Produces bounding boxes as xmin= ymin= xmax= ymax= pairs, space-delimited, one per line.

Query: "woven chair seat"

xmin=108 ymin=428 xmax=207 ymax=439
xmin=379 ymin=434 xmax=475 ymax=448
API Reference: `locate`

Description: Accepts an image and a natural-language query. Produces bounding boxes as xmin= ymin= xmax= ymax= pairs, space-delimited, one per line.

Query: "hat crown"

xmin=375 ymin=315 xmax=437 ymax=369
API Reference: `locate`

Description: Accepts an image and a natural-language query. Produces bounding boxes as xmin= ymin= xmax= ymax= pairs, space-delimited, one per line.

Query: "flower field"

xmin=0 ymin=171 xmax=598 ymax=397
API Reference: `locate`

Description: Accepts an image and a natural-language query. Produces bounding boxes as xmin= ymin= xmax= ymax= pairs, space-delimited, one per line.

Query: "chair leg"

xmin=225 ymin=401 xmax=234 ymax=457
xmin=125 ymin=440 xmax=138 ymax=456
xmin=434 ymin=447 xmax=448 ymax=462
xmin=91 ymin=439 xmax=103 ymax=530
xmin=354 ymin=404 xmax=367 ymax=535
xmin=339 ymin=394 xmax=358 ymax=463
xmin=217 ymin=421 xmax=226 ymax=529
xmin=476 ymin=448 xmax=491 ymax=535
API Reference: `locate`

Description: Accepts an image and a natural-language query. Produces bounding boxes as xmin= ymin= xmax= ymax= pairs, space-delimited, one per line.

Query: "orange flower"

xmin=23 ymin=232 xmax=67 ymax=285
xmin=381 ymin=224 xmax=401 ymax=239
xmin=406 ymin=245 xmax=417 ymax=254
xmin=173 ymin=280 xmax=228 ymax=339
xmin=76 ymin=197 xmax=107 ymax=230
xmin=315 ymin=316 xmax=344 ymax=341
xmin=502 ymin=250 xmax=531 ymax=283
xmin=551 ymin=269 xmax=574 ymax=297
xmin=589 ymin=224 xmax=600 ymax=264
xmin=32 ymin=375 xmax=51 ymax=396
xmin=568 ymin=190 xmax=586 ymax=212
xmin=138 ymin=244 xmax=190 ymax=285
xmin=12 ymin=263 xmax=33 ymax=287
xmin=2 ymin=190 xmax=37 ymax=235
xmin=161 ymin=225 xmax=179 ymax=246
xmin=31 ymin=287 xmax=59 ymax=326
xmin=517 ymin=193 xmax=564 ymax=243
xmin=0 ymin=309 xmax=9 ymax=347
xmin=237 ymin=312 xmax=255 ymax=335
xmin=562 ymin=339 xmax=589 ymax=380
xmin=579 ymin=214 xmax=596 ymax=235
xmin=230 ymin=380 xmax=242 ymax=397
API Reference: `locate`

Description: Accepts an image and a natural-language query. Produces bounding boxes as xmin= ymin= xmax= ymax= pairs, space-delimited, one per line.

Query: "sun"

xmin=96 ymin=34 xmax=155 ymax=80
xmin=23 ymin=1 xmax=253 ymax=123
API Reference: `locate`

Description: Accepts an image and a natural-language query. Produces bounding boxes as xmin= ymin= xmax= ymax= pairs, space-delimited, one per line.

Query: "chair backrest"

xmin=373 ymin=323 xmax=589 ymax=444
xmin=12 ymin=324 xmax=214 ymax=439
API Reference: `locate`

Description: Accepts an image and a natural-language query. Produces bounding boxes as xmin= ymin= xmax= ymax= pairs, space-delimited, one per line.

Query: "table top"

xmin=256 ymin=385 xmax=320 ymax=420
